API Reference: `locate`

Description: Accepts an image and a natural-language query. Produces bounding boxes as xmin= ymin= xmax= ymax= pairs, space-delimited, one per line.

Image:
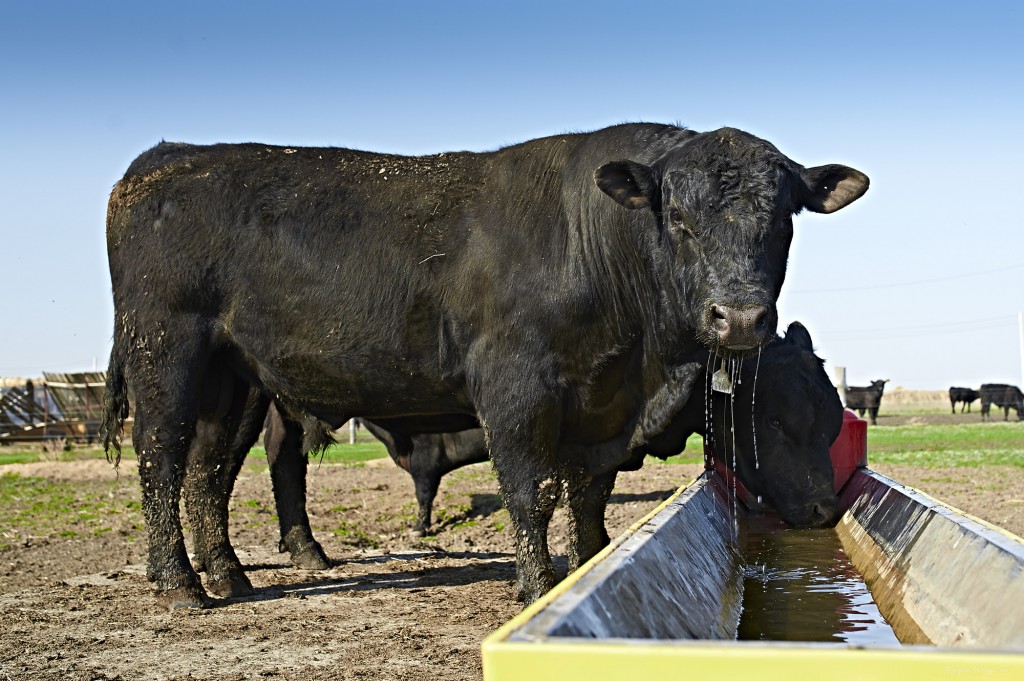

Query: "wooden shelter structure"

xmin=0 ymin=372 xmax=110 ymax=444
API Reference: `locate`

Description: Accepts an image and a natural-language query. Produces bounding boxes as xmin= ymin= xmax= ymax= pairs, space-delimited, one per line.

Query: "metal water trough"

xmin=482 ymin=413 xmax=1024 ymax=680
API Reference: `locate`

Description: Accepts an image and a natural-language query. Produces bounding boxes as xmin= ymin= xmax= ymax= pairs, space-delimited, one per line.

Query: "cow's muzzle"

xmin=710 ymin=303 xmax=772 ymax=351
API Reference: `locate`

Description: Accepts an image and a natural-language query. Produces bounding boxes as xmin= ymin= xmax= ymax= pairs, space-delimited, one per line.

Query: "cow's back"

xmin=107 ymin=132 xmax=656 ymax=426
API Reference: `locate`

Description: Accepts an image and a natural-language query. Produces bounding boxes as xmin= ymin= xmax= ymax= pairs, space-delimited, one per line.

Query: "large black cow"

xmin=845 ymin=379 xmax=888 ymax=425
xmin=980 ymin=384 xmax=1024 ymax=421
xmin=101 ymin=123 xmax=867 ymax=609
xmin=949 ymin=386 xmax=979 ymax=414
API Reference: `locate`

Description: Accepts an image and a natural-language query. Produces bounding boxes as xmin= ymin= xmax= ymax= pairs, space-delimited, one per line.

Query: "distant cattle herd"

xmin=841 ymin=380 xmax=1024 ymax=424
xmin=950 ymin=384 xmax=1024 ymax=421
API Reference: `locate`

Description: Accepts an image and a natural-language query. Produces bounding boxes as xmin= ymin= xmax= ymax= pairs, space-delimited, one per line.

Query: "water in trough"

xmin=736 ymin=513 xmax=900 ymax=644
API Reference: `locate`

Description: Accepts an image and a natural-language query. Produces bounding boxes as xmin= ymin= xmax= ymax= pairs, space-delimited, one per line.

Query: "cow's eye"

xmin=767 ymin=417 xmax=782 ymax=430
xmin=669 ymin=208 xmax=699 ymax=237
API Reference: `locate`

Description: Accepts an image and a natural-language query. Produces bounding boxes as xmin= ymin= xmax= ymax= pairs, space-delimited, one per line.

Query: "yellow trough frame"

xmin=482 ymin=471 xmax=1024 ymax=681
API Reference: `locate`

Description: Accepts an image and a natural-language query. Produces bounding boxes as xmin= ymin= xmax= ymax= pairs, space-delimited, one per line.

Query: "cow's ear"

xmin=595 ymin=160 xmax=658 ymax=209
xmin=784 ymin=321 xmax=814 ymax=351
xmin=799 ymin=164 xmax=869 ymax=214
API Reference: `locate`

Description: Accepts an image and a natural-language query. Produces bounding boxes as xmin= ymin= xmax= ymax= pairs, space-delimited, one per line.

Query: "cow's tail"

xmin=100 ymin=331 xmax=130 ymax=468
xmin=302 ymin=415 xmax=337 ymax=462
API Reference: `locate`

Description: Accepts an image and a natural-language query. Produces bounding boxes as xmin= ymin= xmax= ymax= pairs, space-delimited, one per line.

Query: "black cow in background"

xmin=102 ymin=122 xmax=868 ymax=609
xmin=359 ymin=420 xmax=486 ymax=536
xmin=949 ymin=386 xmax=979 ymax=414
xmin=980 ymin=384 xmax=1024 ymax=421
xmin=844 ymin=379 xmax=888 ymax=425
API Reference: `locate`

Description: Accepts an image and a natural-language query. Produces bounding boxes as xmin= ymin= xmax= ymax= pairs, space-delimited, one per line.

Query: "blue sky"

xmin=1 ymin=0 xmax=1022 ymax=390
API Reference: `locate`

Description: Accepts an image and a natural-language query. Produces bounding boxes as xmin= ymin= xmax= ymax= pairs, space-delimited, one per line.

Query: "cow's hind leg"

xmin=265 ymin=406 xmax=331 ymax=570
xmin=183 ymin=376 xmax=265 ymax=598
xmin=563 ymin=469 xmax=616 ymax=573
xmin=129 ymin=319 xmax=210 ymax=610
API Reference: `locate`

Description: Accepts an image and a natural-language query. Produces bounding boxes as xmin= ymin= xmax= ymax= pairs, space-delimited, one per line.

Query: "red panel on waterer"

xmin=707 ymin=408 xmax=869 ymax=510
xmin=830 ymin=409 xmax=868 ymax=492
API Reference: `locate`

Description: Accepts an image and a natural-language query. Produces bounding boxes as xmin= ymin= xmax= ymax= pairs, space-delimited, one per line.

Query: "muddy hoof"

xmin=514 ymin=574 xmax=556 ymax=604
xmin=156 ymin=586 xmax=212 ymax=611
xmin=205 ymin=570 xmax=255 ymax=598
xmin=290 ymin=541 xmax=331 ymax=571
xmin=514 ymin=582 xmax=545 ymax=604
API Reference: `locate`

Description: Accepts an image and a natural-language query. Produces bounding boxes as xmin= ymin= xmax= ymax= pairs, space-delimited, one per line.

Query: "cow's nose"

xmin=710 ymin=304 xmax=770 ymax=349
xmin=808 ymin=498 xmax=839 ymax=527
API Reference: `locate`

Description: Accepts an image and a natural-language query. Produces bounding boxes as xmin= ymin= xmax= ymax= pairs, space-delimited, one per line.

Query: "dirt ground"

xmin=1 ymin=413 xmax=1022 ymax=680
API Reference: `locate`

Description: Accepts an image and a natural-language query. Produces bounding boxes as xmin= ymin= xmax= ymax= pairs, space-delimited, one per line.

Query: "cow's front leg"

xmin=476 ymin=375 xmax=562 ymax=603
xmin=496 ymin=461 xmax=560 ymax=603
xmin=563 ymin=469 xmax=616 ymax=573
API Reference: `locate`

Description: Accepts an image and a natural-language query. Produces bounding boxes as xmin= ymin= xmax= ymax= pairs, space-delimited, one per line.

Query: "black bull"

xmin=101 ymin=123 xmax=867 ymax=609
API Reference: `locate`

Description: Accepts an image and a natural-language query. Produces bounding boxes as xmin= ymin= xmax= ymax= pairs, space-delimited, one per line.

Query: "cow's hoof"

xmin=514 ymin=581 xmax=553 ymax=604
xmin=290 ymin=541 xmax=331 ymax=571
xmin=205 ymin=570 xmax=255 ymax=598
xmin=156 ymin=586 xmax=212 ymax=611
xmin=514 ymin=570 xmax=557 ymax=604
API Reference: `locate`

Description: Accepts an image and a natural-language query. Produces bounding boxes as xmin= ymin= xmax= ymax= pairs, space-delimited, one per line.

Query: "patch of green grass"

xmin=643 ymin=433 xmax=705 ymax=465
xmin=867 ymin=423 xmax=1024 ymax=468
xmin=492 ymin=508 xmax=510 ymax=532
xmin=0 ymin=451 xmax=41 ymax=465
xmin=0 ymin=472 xmax=143 ymax=543
xmin=316 ymin=441 xmax=389 ymax=463
xmin=329 ymin=519 xmax=381 ymax=548
xmin=0 ymin=445 xmax=132 ymax=466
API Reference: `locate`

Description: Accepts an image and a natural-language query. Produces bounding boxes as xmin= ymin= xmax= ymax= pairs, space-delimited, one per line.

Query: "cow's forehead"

xmin=759 ymin=352 xmax=828 ymax=396
xmin=660 ymin=133 xmax=795 ymax=206
xmin=666 ymin=127 xmax=789 ymax=166
xmin=663 ymin=164 xmax=793 ymax=226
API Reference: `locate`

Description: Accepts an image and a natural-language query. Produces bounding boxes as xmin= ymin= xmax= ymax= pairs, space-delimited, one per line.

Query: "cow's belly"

xmin=220 ymin=307 xmax=472 ymax=424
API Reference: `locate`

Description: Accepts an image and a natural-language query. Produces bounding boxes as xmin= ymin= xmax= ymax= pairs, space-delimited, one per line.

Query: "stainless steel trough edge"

xmin=839 ymin=468 xmax=1024 ymax=648
xmin=483 ymin=470 xmax=1024 ymax=681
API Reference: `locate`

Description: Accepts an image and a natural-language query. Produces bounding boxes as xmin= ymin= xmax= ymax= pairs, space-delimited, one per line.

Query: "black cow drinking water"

xmin=845 ymin=379 xmax=888 ymax=425
xmin=629 ymin=322 xmax=843 ymax=525
xmin=101 ymin=123 xmax=867 ymax=609
xmin=980 ymin=384 xmax=1024 ymax=421
xmin=949 ymin=386 xmax=979 ymax=414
